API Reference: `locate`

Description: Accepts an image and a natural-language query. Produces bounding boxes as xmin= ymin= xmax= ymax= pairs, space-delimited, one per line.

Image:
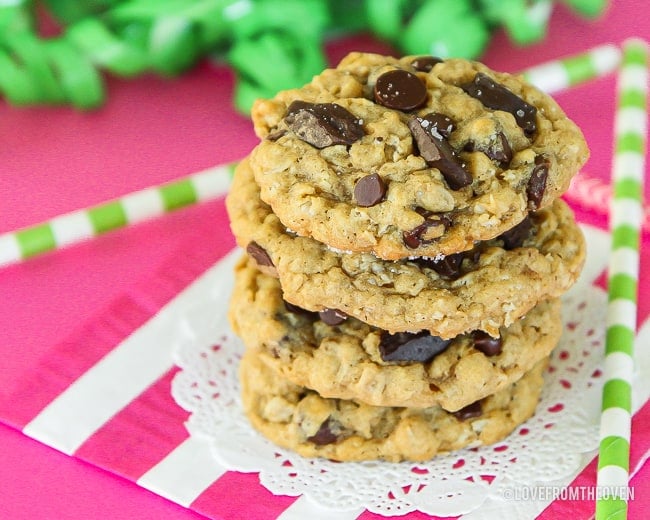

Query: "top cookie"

xmin=250 ymin=52 xmax=589 ymax=260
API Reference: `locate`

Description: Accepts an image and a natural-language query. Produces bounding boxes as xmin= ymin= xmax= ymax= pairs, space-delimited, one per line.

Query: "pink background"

xmin=0 ymin=2 xmax=648 ymax=518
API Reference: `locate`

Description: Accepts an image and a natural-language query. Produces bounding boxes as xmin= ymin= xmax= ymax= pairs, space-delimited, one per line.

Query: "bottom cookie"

xmin=240 ymin=350 xmax=547 ymax=463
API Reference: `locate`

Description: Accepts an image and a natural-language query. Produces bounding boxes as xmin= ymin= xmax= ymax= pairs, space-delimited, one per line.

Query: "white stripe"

xmin=619 ymin=64 xmax=648 ymax=93
xmin=612 ymin=151 xmax=645 ymax=182
xmin=137 ymin=436 xmax=226 ymax=507
xmin=22 ymin=249 xmax=240 ymax=455
xmin=599 ymin=407 xmax=632 ymax=442
xmin=122 ymin=188 xmax=165 ymax=224
xmin=524 ymin=62 xmax=569 ymax=94
xmin=591 ymin=44 xmax=622 ymax=75
xmin=0 ymin=233 xmax=22 ymax=266
xmin=597 ymin=465 xmax=630 ymax=488
xmin=276 ymin=495 xmax=364 ymax=520
xmin=608 ymin=247 xmax=639 ymax=279
xmin=606 ymin=298 xmax=637 ymax=331
xmin=615 ymin=106 xmax=648 ymax=137
xmin=50 ymin=210 xmax=95 ymax=247
xmin=611 ymin=198 xmax=643 ymax=230
xmin=603 ymin=352 xmax=635 ymax=387
xmin=190 ymin=165 xmax=233 ymax=200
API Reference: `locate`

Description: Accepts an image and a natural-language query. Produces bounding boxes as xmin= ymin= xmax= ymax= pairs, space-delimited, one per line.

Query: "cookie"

xmin=249 ymin=52 xmax=589 ymax=260
xmin=240 ymin=350 xmax=547 ymax=462
xmin=226 ymin=158 xmax=585 ymax=338
xmin=229 ymin=254 xmax=561 ymax=411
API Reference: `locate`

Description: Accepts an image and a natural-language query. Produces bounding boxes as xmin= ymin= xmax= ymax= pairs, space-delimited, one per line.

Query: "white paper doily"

xmin=172 ymin=280 xmax=607 ymax=518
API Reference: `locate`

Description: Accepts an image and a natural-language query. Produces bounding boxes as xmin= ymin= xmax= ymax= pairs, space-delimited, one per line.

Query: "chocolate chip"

xmin=411 ymin=56 xmax=443 ymax=72
xmin=374 ymin=69 xmax=427 ymax=111
xmin=452 ymin=401 xmax=483 ymax=421
xmin=354 ymin=173 xmax=386 ymax=207
xmin=498 ymin=215 xmax=533 ymax=250
xmin=319 ymin=308 xmax=348 ymax=326
xmin=379 ymin=331 xmax=451 ymax=363
xmin=307 ymin=418 xmax=339 ymax=445
xmin=527 ymin=155 xmax=549 ymax=210
xmin=473 ymin=331 xmax=503 ymax=356
xmin=408 ymin=116 xmax=472 ymax=190
xmin=285 ymin=101 xmax=364 ymax=148
xmin=462 ymin=73 xmax=537 ymax=137
xmin=403 ymin=215 xmax=450 ymax=249
xmin=246 ymin=241 xmax=274 ymax=267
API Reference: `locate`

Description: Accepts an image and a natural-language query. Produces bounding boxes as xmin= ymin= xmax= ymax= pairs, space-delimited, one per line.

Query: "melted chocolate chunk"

xmin=319 ymin=308 xmax=348 ymax=326
xmin=246 ymin=241 xmax=274 ymax=267
xmin=374 ymin=69 xmax=427 ymax=111
xmin=411 ymin=56 xmax=443 ymax=72
xmin=408 ymin=116 xmax=472 ymax=190
xmin=354 ymin=173 xmax=386 ymax=207
xmin=452 ymin=401 xmax=483 ymax=421
xmin=473 ymin=331 xmax=503 ymax=356
xmin=285 ymin=101 xmax=364 ymax=148
xmin=307 ymin=418 xmax=339 ymax=445
xmin=379 ymin=331 xmax=451 ymax=363
xmin=527 ymin=155 xmax=549 ymax=210
xmin=462 ymin=73 xmax=537 ymax=137
xmin=402 ymin=215 xmax=450 ymax=249
xmin=498 ymin=216 xmax=533 ymax=250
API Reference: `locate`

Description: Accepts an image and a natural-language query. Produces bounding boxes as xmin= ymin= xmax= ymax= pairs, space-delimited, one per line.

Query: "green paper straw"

xmin=0 ymin=163 xmax=235 ymax=268
xmin=595 ymin=38 xmax=648 ymax=520
xmin=521 ymin=43 xmax=621 ymax=94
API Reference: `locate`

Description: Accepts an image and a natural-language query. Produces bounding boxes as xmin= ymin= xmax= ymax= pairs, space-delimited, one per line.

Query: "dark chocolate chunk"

xmin=284 ymin=300 xmax=318 ymax=318
xmin=354 ymin=173 xmax=386 ymax=207
xmin=420 ymin=113 xmax=456 ymax=139
xmin=246 ymin=241 xmax=274 ymax=267
xmin=498 ymin=216 xmax=533 ymax=250
xmin=319 ymin=308 xmax=348 ymax=326
xmin=413 ymin=252 xmax=465 ymax=279
xmin=452 ymin=401 xmax=483 ymax=421
xmin=402 ymin=215 xmax=450 ymax=249
xmin=374 ymin=69 xmax=427 ymax=111
xmin=307 ymin=418 xmax=339 ymax=445
xmin=465 ymin=132 xmax=512 ymax=165
xmin=411 ymin=56 xmax=443 ymax=72
xmin=527 ymin=155 xmax=549 ymax=210
xmin=473 ymin=331 xmax=503 ymax=356
xmin=379 ymin=331 xmax=451 ymax=363
xmin=285 ymin=100 xmax=364 ymax=148
xmin=408 ymin=116 xmax=472 ymax=190
xmin=462 ymin=73 xmax=537 ymax=137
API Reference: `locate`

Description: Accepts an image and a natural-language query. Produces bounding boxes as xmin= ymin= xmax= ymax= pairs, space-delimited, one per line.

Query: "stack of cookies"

xmin=226 ymin=52 xmax=588 ymax=462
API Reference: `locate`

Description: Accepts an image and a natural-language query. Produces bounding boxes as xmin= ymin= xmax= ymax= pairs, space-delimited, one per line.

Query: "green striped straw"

xmin=521 ymin=43 xmax=621 ymax=94
xmin=0 ymin=163 xmax=235 ymax=268
xmin=595 ymin=38 xmax=648 ymax=520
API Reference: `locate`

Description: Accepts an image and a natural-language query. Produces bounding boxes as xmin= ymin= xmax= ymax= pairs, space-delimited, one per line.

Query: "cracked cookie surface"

xmin=240 ymin=350 xmax=547 ymax=462
xmin=226 ymin=159 xmax=585 ymax=338
xmin=250 ymin=52 xmax=589 ymax=260
xmin=230 ymin=255 xmax=561 ymax=411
